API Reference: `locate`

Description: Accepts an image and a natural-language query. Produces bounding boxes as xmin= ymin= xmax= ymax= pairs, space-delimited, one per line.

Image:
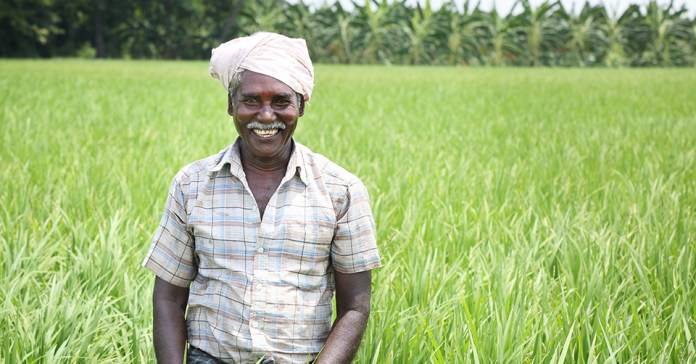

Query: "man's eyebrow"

xmin=273 ymin=93 xmax=295 ymax=99
xmin=239 ymin=92 xmax=294 ymax=99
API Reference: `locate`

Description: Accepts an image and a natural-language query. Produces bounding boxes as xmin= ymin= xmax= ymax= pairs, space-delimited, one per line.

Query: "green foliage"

xmin=1 ymin=60 xmax=695 ymax=362
xmin=1 ymin=0 xmax=694 ymax=66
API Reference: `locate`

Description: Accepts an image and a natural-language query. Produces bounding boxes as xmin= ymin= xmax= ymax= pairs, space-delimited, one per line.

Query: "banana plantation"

xmin=3 ymin=0 xmax=695 ymax=66
xmin=252 ymin=0 xmax=696 ymax=67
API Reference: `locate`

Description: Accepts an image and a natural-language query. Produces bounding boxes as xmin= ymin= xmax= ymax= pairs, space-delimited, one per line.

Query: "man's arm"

xmin=316 ymin=270 xmax=373 ymax=364
xmin=153 ymin=277 xmax=189 ymax=364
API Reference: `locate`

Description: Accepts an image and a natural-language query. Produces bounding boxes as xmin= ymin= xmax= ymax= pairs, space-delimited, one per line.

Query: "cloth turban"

xmin=209 ymin=32 xmax=314 ymax=102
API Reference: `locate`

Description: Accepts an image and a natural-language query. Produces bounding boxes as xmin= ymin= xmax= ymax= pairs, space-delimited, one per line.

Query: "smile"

xmin=247 ymin=121 xmax=285 ymax=139
xmin=252 ymin=128 xmax=280 ymax=138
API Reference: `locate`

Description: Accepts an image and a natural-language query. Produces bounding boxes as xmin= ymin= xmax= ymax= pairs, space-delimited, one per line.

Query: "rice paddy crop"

xmin=1 ymin=60 xmax=695 ymax=363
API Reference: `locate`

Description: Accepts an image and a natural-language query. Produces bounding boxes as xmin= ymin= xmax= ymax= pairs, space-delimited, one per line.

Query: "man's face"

xmin=229 ymin=71 xmax=303 ymax=161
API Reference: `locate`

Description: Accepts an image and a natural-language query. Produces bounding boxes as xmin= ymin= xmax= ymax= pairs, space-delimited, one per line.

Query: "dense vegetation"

xmin=1 ymin=60 xmax=694 ymax=362
xmin=2 ymin=0 xmax=695 ymax=66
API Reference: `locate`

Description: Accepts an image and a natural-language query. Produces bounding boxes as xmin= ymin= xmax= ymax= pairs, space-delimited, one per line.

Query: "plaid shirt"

xmin=142 ymin=139 xmax=381 ymax=363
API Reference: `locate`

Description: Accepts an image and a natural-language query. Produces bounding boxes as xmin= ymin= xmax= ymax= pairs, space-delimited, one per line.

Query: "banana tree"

xmin=281 ymin=1 xmax=312 ymax=42
xmin=510 ymin=0 xmax=566 ymax=66
xmin=402 ymin=0 xmax=439 ymax=65
xmin=642 ymin=0 xmax=693 ymax=66
xmin=239 ymin=0 xmax=287 ymax=34
xmin=353 ymin=0 xmax=397 ymax=64
xmin=281 ymin=1 xmax=326 ymax=61
xmin=439 ymin=0 xmax=484 ymax=65
xmin=297 ymin=2 xmax=357 ymax=64
xmin=692 ymin=19 xmax=696 ymax=65
xmin=598 ymin=5 xmax=629 ymax=67
xmin=476 ymin=5 xmax=521 ymax=66
xmin=561 ymin=3 xmax=606 ymax=66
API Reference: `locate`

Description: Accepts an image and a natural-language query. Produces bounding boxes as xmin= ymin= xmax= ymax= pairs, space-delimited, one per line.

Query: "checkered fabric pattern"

xmin=142 ymin=139 xmax=381 ymax=363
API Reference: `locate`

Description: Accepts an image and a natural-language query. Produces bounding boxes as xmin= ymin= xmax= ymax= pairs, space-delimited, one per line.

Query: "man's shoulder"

xmin=171 ymin=147 xmax=228 ymax=186
xmin=296 ymin=142 xmax=363 ymax=188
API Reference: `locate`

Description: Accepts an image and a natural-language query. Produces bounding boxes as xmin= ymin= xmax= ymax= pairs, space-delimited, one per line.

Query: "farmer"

xmin=142 ymin=32 xmax=381 ymax=364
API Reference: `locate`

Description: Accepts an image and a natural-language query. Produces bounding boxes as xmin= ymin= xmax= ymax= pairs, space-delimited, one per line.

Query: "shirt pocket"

xmin=280 ymin=219 xmax=335 ymax=286
xmin=189 ymin=189 xmax=257 ymax=237
xmin=189 ymin=195 xmax=257 ymax=278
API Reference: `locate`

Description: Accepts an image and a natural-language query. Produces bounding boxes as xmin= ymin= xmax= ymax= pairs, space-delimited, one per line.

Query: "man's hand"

xmin=316 ymin=270 xmax=373 ymax=364
xmin=153 ymin=277 xmax=189 ymax=364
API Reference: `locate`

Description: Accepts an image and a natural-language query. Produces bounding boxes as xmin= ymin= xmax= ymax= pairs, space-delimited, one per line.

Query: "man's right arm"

xmin=153 ymin=277 xmax=189 ymax=363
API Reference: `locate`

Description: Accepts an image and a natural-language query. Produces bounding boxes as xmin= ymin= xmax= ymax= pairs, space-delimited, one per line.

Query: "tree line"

xmin=2 ymin=0 xmax=695 ymax=66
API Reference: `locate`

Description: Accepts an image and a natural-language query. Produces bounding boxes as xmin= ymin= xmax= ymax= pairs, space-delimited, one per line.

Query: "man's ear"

xmin=227 ymin=93 xmax=234 ymax=116
xmin=298 ymin=97 xmax=305 ymax=117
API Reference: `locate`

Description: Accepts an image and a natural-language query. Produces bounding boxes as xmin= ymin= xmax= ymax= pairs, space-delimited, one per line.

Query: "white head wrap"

xmin=209 ymin=32 xmax=314 ymax=102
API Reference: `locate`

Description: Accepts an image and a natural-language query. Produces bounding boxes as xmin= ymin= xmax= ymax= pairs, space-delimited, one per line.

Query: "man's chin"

xmin=247 ymin=140 xmax=291 ymax=159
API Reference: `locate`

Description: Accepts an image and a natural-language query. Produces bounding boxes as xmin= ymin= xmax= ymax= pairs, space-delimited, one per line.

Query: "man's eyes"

xmin=273 ymin=99 xmax=291 ymax=107
xmin=240 ymin=98 xmax=291 ymax=108
xmin=241 ymin=98 xmax=259 ymax=106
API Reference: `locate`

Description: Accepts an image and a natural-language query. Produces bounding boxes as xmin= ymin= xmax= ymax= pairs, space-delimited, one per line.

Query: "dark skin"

xmin=152 ymin=278 xmax=188 ymax=363
xmin=227 ymin=71 xmax=303 ymax=217
xmin=152 ymin=71 xmax=372 ymax=363
xmin=316 ymin=270 xmax=372 ymax=364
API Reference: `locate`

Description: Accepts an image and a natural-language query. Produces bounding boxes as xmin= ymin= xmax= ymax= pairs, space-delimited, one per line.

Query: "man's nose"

xmin=257 ymin=104 xmax=275 ymax=121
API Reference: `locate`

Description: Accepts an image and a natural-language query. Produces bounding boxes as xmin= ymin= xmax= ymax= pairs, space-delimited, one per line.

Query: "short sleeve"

xmin=142 ymin=174 xmax=196 ymax=287
xmin=331 ymin=180 xmax=381 ymax=273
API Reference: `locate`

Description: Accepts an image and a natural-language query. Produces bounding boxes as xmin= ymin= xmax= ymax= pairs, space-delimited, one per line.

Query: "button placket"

xmin=249 ymin=174 xmax=284 ymax=351
xmin=249 ymin=202 xmax=265 ymax=349
xmin=249 ymin=275 xmax=264 ymax=348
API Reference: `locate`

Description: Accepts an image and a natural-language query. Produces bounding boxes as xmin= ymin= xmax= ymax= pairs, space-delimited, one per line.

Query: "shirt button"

xmin=257 ymin=247 xmax=264 ymax=253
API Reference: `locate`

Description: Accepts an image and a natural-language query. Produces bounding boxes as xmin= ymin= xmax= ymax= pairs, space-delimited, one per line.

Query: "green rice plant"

xmin=1 ymin=60 xmax=694 ymax=363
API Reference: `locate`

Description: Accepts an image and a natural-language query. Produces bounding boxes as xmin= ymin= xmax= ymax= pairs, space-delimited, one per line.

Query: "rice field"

xmin=1 ymin=60 xmax=695 ymax=363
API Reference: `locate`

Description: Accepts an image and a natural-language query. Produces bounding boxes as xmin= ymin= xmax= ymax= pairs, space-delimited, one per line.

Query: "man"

xmin=142 ymin=32 xmax=381 ymax=364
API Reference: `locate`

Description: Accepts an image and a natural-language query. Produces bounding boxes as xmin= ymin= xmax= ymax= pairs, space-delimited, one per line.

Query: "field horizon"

xmin=1 ymin=60 xmax=695 ymax=363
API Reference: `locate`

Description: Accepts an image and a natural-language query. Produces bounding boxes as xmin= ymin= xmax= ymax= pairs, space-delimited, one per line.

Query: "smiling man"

xmin=142 ymin=32 xmax=381 ymax=364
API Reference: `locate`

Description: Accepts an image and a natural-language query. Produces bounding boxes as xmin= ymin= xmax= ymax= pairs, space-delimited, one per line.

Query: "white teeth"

xmin=252 ymin=129 xmax=279 ymax=138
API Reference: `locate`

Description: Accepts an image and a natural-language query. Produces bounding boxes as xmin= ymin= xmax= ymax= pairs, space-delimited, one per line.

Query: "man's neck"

xmin=239 ymin=141 xmax=293 ymax=175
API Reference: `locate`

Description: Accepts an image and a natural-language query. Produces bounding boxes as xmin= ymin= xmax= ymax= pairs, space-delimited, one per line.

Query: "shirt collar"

xmin=207 ymin=138 xmax=309 ymax=186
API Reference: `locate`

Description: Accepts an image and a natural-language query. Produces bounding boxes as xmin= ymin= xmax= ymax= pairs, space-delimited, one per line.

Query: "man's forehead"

xmin=238 ymin=71 xmax=294 ymax=95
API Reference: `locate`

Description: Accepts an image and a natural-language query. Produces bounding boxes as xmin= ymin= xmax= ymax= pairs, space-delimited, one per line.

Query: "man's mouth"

xmin=247 ymin=121 xmax=285 ymax=139
xmin=252 ymin=128 xmax=280 ymax=138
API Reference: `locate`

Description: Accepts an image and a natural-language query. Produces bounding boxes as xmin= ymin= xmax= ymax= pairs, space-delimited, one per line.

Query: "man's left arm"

xmin=318 ymin=179 xmax=381 ymax=363
xmin=315 ymin=270 xmax=373 ymax=364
